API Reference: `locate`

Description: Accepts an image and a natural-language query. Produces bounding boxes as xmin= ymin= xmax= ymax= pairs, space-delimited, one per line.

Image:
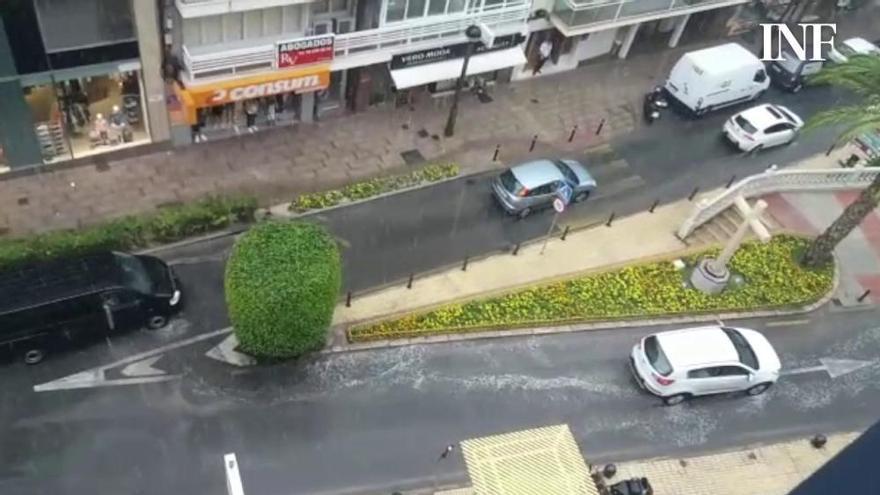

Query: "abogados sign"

xmin=277 ymin=34 xmax=335 ymax=69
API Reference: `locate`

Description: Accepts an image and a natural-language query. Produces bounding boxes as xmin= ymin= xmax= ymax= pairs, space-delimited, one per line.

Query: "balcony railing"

xmin=181 ymin=2 xmax=529 ymax=83
xmin=552 ymin=0 xmax=746 ymax=31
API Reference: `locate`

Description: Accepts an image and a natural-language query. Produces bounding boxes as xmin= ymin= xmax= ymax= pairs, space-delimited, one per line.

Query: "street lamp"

xmin=444 ymin=24 xmax=482 ymax=138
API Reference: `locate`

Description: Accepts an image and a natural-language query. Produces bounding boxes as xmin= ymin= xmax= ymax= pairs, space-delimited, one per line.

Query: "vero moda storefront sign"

xmin=760 ymin=23 xmax=837 ymax=61
xmin=390 ymin=33 xmax=527 ymax=70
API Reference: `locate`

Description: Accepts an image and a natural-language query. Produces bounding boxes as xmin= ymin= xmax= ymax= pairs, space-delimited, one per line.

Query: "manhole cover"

xmin=400 ymin=149 xmax=425 ymax=166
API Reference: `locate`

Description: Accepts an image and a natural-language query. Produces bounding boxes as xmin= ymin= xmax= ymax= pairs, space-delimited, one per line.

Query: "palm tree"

xmin=799 ymin=55 xmax=880 ymax=268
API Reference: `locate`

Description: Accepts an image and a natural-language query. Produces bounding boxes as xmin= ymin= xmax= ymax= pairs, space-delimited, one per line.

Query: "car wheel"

xmin=750 ymin=144 xmax=764 ymax=154
xmin=662 ymin=393 xmax=689 ymax=406
xmin=573 ymin=192 xmax=589 ymax=203
xmin=24 ymin=348 xmax=45 ymax=365
xmin=517 ymin=207 xmax=531 ymax=220
xmin=753 ymin=90 xmax=766 ymax=100
xmin=146 ymin=314 xmax=169 ymax=330
xmin=747 ymin=382 xmax=772 ymax=396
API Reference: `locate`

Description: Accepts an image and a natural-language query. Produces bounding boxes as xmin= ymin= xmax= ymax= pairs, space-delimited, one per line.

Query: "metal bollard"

xmin=462 ymin=256 xmax=469 ymax=271
xmin=568 ymin=125 xmax=578 ymax=142
xmin=826 ymin=143 xmax=835 ymax=156
xmin=858 ymin=289 xmax=872 ymax=303
xmin=649 ymin=199 xmax=659 ymax=213
xmin=345 ymin=291 xmax=352 ymax=307
xmin=688 ymin=187 xmax=699 ymax=201
xmin=595 ymin=118 xmax=606 ymax=135
xmin=512 ymin=243 xmax=521 ymax=256
xmin=605 ymin=212 xmax=616 ymax=227
xmin=492 ymin=144 xmax=500 ymax=161
xmin=561 ymin=225 xmax=570 ymax=241
xmin=407 ymin=273 xmax=414 ymax=289
xmin=529 ymin=135 xmax=538 ymax=152
xmin=726 ymin=174 xmax=737 ymax=189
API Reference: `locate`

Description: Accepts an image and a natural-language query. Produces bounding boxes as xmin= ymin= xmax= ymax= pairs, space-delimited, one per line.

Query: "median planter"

xmin=347 ymin=235 xmax=834 ymax=343
xmin=288 ymin=163 xmax=459 ymax=213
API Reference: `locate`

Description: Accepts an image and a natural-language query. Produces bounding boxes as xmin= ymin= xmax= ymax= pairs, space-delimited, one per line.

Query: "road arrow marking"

xmin=205 ymin=334 xmax=257 ymax=367
xmin=121 ymin=355 xmax=167 ymax=377
xmin=34 ymin=327 xmax=232 ymax=393
xmin=782 ymin=358 xmax=875 ymax=379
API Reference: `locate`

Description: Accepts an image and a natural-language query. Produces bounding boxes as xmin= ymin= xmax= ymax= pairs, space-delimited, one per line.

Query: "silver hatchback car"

xmin=492 ymin=159 xmax=597 ymax=218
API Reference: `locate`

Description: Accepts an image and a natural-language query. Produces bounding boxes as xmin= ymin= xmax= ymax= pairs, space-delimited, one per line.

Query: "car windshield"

xmin=499 ymin=170 xmax=525 ymax=195
xmin=735 ymin=115 xmax=758 ymax=134
xmin=114 ymin=253 xmax=152 ymax=294
xmin=553 ymin=161 xmax=579 ymax=184
xmin=723 ymin=328 xmax=759 ymax=369
xmin=837 ymin=43 xmax=858 ymax=57
xmin=776 ymin=51 xmax=801 ymax=73
xmin=644 ymin=336 xmax=673 ymax=376
xmin=774 ymin=106 xmax=798 ymax=123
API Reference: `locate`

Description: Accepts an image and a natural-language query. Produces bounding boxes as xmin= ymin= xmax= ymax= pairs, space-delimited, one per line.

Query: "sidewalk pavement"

xmin=6 ymin=6 xmax=879 ymax=237
xmin=330 ymin=149 xmax=875 ymax=339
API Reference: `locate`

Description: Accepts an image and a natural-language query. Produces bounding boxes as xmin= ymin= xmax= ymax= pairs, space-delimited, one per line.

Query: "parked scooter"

xmin=643 ymin=86 xmax=668 ymax=124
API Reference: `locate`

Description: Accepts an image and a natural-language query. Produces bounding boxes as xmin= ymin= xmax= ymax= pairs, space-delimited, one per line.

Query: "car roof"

xmin=654 ymin=326 xmax=738 ymax=369
xmin=738 ymin=104 xmax=790 ymax=129
xmin=687 ymin=43 xmax=757 ymax=73
xmin=844 ymin=37 xmax=879 ymax=53
xmin=510 ymin=160 xmax=565 ymax=189
xmin=0 ymin=252 xmax=124 ymax=316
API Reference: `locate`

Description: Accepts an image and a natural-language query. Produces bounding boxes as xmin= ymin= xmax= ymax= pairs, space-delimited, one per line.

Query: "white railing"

xmin=180 ymin=3 xmax=529 ymax=83
xmin=553 ymin=0 xmax=746 ymax=31
xmin=678 ymin=166 xmax=880 ymax=239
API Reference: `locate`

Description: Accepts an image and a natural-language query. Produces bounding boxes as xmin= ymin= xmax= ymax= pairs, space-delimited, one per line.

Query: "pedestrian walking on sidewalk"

xmin=533 ymin=39 xmax=553 ymax=75
xmin=266 ymin=98 xmax=277 ymax=127
xmin=245 ymin=100 xmax=258 ymax=133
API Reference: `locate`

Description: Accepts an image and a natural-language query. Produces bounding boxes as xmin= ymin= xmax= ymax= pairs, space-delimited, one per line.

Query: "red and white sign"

xmin=277 ymin=35 xmax=335 ymax=69
xmin=553 ymin=198 xmax=566 ymax=213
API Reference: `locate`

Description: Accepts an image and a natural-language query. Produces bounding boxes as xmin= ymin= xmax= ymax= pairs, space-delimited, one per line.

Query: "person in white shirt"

xmin=533 ymin=39 xmax=553 ymax=75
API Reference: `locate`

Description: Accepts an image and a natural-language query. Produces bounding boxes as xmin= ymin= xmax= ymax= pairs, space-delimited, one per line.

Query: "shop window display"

xmin=23 ymin=71 xmax=150 ymax=163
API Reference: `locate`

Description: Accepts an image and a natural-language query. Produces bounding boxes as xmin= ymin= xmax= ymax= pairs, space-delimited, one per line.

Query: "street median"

xmin=346 ymin=235 xmax=835 ymax=343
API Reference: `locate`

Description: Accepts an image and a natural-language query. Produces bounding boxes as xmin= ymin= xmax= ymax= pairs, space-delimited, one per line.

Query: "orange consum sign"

xmin=186 ymin=65 xmax=331 ymax=108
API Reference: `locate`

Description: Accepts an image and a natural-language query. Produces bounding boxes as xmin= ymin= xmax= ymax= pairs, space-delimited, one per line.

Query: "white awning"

xmin=390 ymin=46 xmax=527 ymax=90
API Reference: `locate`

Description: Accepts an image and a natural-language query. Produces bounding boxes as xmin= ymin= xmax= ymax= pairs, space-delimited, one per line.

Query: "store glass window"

xmin=23 ymin=70 xmax=150 ymax=163
xmin=428 ymin=0 xmax=448 ymax=15
xmin=407 ymin=0 xmax=427 ymax=18
xmin=313 ymin=0 xmax=330 ymax=14
xmin=331 ymin=0 xmax=349 ymax=12
xmin=385 ymin=0 xmax=406 ymax=22
xmin=35 ymin=0 xmax=135 ymax=52
xmin=447 ymin=0 xmax=467 ymax=14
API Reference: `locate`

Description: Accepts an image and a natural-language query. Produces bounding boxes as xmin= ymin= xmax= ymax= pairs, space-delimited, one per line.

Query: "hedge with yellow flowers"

xmin=347 ymin=235 xmax=833 ymax=342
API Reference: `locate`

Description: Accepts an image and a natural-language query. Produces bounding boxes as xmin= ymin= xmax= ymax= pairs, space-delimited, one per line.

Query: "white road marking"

xmin=765 ymin=319 xmax=811 ymax=327
xmin=206 ymin=334 xmax=257 ymax=367
xmin=781 ymin=358 xmax=875 ymax=379
xmin=34 ymin=327 xmax=233 ymax=393
xmin=121 ymin=355 xmax=167 ymax=377
xmin=224 ymin=453 xmax=246 ymax=495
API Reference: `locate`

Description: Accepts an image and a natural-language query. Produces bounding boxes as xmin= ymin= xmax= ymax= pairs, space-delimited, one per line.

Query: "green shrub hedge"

xmin=0 ymin=196 xmax=256 ymax=270
xmin=290 ymin=163 xmax=459 ymax=212
xmin=225 ymin=221 xmax=341 ymax=358
xmin=348 ymin=235 xmax=834 ymax=342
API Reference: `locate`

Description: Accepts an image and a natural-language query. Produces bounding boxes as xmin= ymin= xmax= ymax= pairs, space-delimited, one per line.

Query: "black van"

xmin=0 ymin=251 xmax=182 ymax=364
xmin=767 ymin=48 xmax=824 ymax=93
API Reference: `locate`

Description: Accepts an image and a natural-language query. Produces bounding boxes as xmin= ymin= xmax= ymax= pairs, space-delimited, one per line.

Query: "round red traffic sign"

xmin=553 ymin=197 xmax=565 ymax=213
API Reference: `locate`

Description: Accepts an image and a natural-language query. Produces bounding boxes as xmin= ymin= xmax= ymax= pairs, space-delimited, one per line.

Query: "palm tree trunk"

xmin=800 ymin=172 xmax=880 ymax=267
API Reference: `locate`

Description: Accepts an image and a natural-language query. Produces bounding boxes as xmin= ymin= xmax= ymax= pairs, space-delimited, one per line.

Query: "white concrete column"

xmin=618 ymin=23 xmax=640 ymax=59
xmin=132 ymin=0 xmax=171 ymax=143
xmin=668 ymin=13 xmax=691 ymax=48
xmin=300 ymin=92 xmax=316 ymax=123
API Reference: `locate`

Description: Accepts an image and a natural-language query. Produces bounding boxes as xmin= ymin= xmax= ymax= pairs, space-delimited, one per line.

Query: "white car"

xmin=723 ymin=103 xmax=803 ymax=153
xmin=827 ymin=37 xmax=880 ymax=64
xmin=629 ymin=325 xmax=782 ymax=406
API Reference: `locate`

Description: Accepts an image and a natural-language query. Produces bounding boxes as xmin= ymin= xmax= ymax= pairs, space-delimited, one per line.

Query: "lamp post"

xmin=444 ymin=24 xmax=482 ymax=138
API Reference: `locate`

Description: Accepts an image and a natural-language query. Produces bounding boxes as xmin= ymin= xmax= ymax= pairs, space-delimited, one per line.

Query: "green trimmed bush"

xmin=0 ymin=196 xmax=257 ymax=271
xmin=290 ymin=163 xmax=459 ymax=212
xmin=225 ymin=221 xmax=341 ymax=358
xmin=348 ymin=235 xmax=834 ymax=342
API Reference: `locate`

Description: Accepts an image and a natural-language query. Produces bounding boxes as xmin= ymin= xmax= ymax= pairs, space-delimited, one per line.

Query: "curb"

xmin=323 ymin=252 xmax=841 ymax=354
xmin=135 ymin=224 xmax=249 ymax=255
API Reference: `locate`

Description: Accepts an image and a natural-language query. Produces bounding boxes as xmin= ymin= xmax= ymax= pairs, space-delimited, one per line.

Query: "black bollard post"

xmin=688 ymin=187 xmax=699 ymax=201
xmin=345 ymin=291 xmax=352 ymax=308
xmin=561 ymin=225 xmax=570 ymax=241
xmin=826 ymin=143 xmax=835 ymax=156
xmin=726 ymin=175 xmax=737 ymax=189
xmin=595 ymin=118 xmax=606 ymax=135
xmin=568 ymin=125 xmax=578 ymax=142
xmin=462 ymin=256 xmax=469 ymax=271
xmin=492 ymin=144 xmax=500 ymax=161
xmin=512 ymin=243 xmax=521 ymax=256
xmin=407 ymin=273 xmax=414 ymax=289
xmin=529 ymin=135 xmax=537 ymax=152
xmin=649 ymin=199 xmax=659 ymax=213
xmin=858 ymin=289 xmax=872 ymax=303
xmin=605 ymin=212 xmax=615 ymax=227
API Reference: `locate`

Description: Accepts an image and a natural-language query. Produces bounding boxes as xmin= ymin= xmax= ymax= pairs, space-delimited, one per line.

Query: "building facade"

xmin=0 ymin=0 xmax=168 ymax=171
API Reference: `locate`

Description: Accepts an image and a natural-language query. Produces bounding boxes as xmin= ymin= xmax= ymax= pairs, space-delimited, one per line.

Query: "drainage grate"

xmin=18 ymin=197 xmax=29 ymax=206
xmin=417 ymin=128 xmax=430 ymax=138
xmin=400 ymin=149 xmax=425 ymax=166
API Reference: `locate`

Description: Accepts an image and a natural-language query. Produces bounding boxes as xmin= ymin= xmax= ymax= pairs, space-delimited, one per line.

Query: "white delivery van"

xmin=664 ymin=43 xmax=769 ymax=117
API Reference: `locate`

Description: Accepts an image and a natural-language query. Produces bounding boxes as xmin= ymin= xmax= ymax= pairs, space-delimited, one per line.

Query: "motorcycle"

xmin=642 ymin=86 xmax=668 ymax=124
